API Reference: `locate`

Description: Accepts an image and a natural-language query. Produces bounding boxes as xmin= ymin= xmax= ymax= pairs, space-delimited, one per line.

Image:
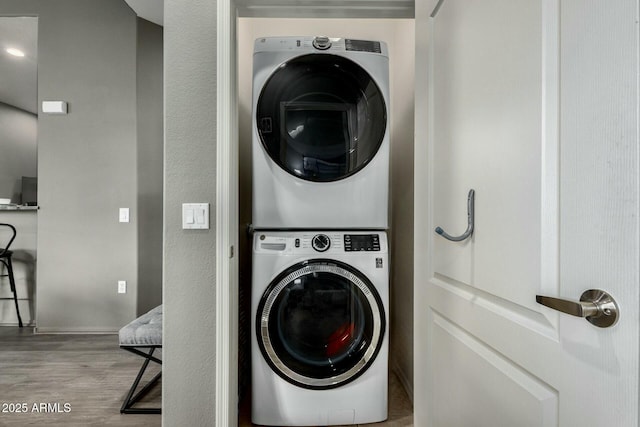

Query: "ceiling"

xmin=124 ymin=0 xmax=163 ymax=26
xmin=0 ymin=17 xmax=38 ymax=114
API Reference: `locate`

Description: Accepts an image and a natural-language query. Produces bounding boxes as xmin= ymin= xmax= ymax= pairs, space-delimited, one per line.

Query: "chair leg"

xmin=5 ymin=258 xmax=23 ymax=327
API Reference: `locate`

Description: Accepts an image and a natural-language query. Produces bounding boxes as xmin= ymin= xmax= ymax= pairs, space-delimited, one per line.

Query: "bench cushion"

xmin=119 ymin=305 xmax=163 ymax=347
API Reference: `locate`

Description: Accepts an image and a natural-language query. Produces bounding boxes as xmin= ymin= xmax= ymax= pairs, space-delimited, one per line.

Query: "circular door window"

xmin=256 ymin=260 xmax=386 ymax=390
xmin=256 ymin=54 xmax=387 ymax=182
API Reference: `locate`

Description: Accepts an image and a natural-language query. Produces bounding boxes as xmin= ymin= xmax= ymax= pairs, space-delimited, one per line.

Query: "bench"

xmin=118 ymin=304 xmax=162 ymax=414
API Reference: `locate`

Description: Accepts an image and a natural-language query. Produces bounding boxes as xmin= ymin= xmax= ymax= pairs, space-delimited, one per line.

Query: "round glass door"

xmin=256 ymin=260 xmax=386 ymax=390
xmin=256 ymin=54 xmax=387 ymax=182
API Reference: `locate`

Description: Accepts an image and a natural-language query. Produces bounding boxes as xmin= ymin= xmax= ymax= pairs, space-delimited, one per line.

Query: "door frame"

xmin=215 ymin=1 xmax=239 ymax=426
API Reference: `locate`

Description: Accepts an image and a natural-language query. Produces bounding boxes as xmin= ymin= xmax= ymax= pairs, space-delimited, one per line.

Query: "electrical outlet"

xmin=118 ymin=280 xmax=127 ymax=294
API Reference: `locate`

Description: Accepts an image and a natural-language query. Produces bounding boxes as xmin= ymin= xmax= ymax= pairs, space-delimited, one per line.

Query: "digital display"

xmin=345 ymin=39 xmax=382 ymax=54
xmin=344 ymin=234 xmax=380 ymax=252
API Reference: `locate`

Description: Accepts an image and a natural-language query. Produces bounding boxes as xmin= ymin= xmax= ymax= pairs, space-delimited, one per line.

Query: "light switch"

xmin=196 ymin=208 xmax=205 ymax=224
xmin=186 ymin=208 xmax=195 ymax=224
xmin=119 ymin=208 xmax=129 ymax=223
xmin=182 ymin=203 xmax=209 ymax=229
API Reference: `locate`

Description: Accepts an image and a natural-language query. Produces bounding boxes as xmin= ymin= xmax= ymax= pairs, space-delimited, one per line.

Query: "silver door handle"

xmin=536 ymin=289 xmax=619 ymax=328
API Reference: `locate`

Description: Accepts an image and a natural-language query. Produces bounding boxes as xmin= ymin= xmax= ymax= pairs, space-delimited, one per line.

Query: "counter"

xmin=0 ymin=205 xmax=39 ymax=211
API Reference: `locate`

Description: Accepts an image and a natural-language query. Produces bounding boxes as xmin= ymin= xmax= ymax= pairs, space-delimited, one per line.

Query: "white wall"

xmin=237 ymin=18 xmax=415 ymax=396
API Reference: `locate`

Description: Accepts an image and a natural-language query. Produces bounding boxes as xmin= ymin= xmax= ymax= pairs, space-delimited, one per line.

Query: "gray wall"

xmin=137 ymin=18 xmax=163 ymax=315
xmin=163 ymin=0 xmax=218 ymax=425
xmin=0 ymin=102 xmax=37 ymax=203
xmin=0 ymin=0 xmax=163 ymax=331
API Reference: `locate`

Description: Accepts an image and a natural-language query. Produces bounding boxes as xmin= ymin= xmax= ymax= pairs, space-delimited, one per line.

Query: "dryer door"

xmin=256 ymin=259 xmax=386 ymax=390
xmin=256 ymin=54 xmax=387 ymax=182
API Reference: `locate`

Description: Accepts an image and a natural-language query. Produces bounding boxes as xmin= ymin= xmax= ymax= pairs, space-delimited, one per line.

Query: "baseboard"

xmin=0 ymin=321 xmax=34 ymax=327
xmin=34 ymin=327 xmax=118 ymax=334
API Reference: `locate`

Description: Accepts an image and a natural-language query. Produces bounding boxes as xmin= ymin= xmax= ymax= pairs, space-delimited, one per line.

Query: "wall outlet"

xmin=118 ymin=280 xmax=127 ymax=294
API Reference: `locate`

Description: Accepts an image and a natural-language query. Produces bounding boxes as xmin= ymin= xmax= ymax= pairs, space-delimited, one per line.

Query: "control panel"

xmin=254 ymin=36 xmax=387 ymax=57
xmin=255 ymin=232 xmax=386 ymax=254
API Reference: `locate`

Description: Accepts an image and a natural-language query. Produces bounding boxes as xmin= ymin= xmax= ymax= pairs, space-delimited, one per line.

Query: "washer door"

xmin=256 ymin=259 xmax=386 ymax=390
xmin=256 ymin=54 xmax=387 ymax=182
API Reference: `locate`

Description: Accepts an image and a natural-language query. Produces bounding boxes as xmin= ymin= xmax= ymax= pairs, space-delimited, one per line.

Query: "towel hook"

xmin=435 ymin=189 xmax=475 ymax=242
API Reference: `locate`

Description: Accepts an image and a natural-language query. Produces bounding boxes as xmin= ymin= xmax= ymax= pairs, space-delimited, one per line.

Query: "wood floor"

xmin=1 ymin=327 xmax=412 ymax=427
xmin=0 ymin=326 xmax=161 ymax=427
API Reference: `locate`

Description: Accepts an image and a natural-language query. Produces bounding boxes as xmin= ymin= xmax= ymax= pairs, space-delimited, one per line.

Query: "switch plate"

xmin=182 ymin=203 xmax=209 ymax=229
xmin=118 ymin=280 xmax=127 ymax=294
xmin=119 ymin=208 xmax=129 ymax=223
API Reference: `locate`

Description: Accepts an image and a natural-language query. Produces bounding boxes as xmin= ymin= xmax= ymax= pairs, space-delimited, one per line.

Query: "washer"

xmin=251 ymin=230 xmax=389 ymax=426
xmin=252 ymin=36 xmax=390 ymax=229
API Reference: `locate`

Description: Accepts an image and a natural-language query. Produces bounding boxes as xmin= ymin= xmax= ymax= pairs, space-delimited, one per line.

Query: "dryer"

xmin=251 ymin=230 xmax=389 ymax=426
xmin=252 ymin=36 xmax=390 ymax=229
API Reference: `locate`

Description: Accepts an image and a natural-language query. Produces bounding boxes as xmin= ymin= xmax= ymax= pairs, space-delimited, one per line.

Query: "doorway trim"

xmin=215 ymin=0 xmax=239 ymax=426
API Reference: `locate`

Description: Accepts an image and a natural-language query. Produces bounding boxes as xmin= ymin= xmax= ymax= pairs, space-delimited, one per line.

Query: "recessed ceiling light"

xmin=6 ymin=48 xmax=25 ymax=57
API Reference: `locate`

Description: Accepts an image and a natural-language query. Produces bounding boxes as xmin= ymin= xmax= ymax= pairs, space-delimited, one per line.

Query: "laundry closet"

xmin=237 ymin=17 xmax=415 ymax=425
xmin=163 ymin=1 xmax=640 ymax=425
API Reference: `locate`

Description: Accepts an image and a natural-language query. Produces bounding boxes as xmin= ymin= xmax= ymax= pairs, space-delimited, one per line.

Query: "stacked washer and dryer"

xmin=251 ymin=36 xmax=390 ymax=426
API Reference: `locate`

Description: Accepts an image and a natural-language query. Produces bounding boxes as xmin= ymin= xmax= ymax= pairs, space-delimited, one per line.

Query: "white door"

xmin=414 ymin=0 xmax=639 ymax=426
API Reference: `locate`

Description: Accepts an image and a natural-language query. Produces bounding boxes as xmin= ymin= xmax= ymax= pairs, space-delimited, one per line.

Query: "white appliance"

xmin=252 ymin=36 xmax=390 ymax=229
xmin=251 ymin=230 xmax=389 ymax=426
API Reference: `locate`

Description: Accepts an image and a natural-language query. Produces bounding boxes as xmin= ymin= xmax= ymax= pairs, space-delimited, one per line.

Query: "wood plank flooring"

xmin=0 ymin=327 xmax=161 ymax=427
xmin=1 ymin=327 xmax=412 ymax=427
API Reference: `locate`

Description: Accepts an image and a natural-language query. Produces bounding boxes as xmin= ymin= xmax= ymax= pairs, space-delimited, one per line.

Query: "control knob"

xmin=311 ymin=234 xmax=331 ymax=252
xmin=312 ymin=36 xmax=331 ymax=50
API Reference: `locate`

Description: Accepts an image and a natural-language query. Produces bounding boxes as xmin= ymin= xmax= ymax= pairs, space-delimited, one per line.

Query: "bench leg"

xmin=121 ymin=347 xmax=162 ymax=414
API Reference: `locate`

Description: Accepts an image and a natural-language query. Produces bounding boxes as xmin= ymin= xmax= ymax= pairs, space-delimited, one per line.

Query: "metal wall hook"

xmin=435 ymin=189 xmax=475 ymax=242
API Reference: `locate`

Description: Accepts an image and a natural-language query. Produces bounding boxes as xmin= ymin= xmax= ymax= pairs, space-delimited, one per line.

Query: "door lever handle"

xmin=536 ymin=289 xmax=619 ymax=328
